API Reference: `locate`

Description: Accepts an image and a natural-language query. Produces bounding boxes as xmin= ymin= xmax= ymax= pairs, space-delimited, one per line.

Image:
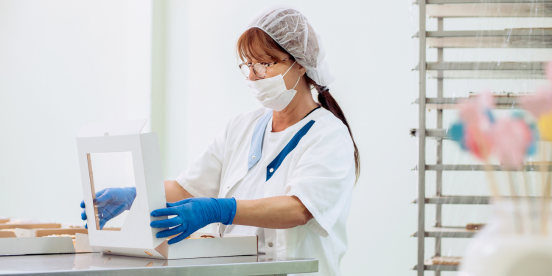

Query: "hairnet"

xmin=246 ymin=5 xmax=335 ymax=87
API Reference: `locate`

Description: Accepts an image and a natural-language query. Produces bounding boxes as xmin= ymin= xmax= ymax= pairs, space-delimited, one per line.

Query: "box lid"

xmin=77 ymin=120 xmax=147 ymax=138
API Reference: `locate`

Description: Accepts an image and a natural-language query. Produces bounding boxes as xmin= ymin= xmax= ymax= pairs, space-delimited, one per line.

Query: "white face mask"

xmin=245 ymin=61 xmax=301 ymax=111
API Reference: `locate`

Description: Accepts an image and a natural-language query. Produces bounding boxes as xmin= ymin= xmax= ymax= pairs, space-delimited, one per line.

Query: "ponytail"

xmin=306 ymin=77 xmax=361 ymax=182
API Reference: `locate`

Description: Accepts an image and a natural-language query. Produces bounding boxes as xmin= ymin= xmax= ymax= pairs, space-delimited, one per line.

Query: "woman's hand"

xmin=80 ymin=187 xmax=137 ymax=229
xmin=150 ymin=197 xmax=236 ymax=244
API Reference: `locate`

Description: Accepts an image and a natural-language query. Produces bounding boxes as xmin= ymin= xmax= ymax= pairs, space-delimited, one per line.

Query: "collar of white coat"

xmin=247 ymin=108 xmax=321 ymax=170
xmin=247 ymin=111 xmax=273 ymax=170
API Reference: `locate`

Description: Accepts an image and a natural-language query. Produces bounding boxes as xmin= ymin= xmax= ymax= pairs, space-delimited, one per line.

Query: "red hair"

xmin=237 ymin=28 xmax=288 ymax=63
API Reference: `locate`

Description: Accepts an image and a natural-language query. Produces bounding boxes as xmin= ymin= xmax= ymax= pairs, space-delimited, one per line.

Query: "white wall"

xmin=0 ymin=0 xmax=152 ymax=224
xmin=4 ymin=1 xmax=551 ymax=275
xmin=155 ymin=1 xmax=419 ymax=275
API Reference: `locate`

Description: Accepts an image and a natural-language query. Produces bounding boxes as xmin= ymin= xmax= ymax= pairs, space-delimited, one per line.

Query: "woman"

xmin=81 ymin=6 xmax=360 ymax=276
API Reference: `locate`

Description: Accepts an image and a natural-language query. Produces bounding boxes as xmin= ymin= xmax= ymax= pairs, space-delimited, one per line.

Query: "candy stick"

xmin=482 ymin=162 xmax=501 ymax=200
xmin=544 ymin=169 xmax=552 ymax=235
xmin=473 ymin=127 xmax=520 ymax=236
xmin=541 ymin=143 xmax=550 ymax=235
xmin=481 ymin=160 xmax=516 ymax=237
xmin=473 ymin=128 xmax=501 ymax=200
xmin=507 ymin=171 xmax=523 ymax=234
xmin=522 ymin=172 xmax=538 ymax=234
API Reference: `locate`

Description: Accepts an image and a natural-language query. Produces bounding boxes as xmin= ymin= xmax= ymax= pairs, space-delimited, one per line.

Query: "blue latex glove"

xmin=80 ymin=187 xmax=136 ymax=229
xmin=150 ymin=197 xmax=237 ymax=245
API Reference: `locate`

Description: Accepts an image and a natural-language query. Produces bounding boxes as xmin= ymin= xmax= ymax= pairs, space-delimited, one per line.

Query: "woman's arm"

xmin=233 ymin=196 xmax=313 ymax=229
xmin=150 ymin=194 xmax=313 ymax=243
xmin=164 ymin=180 xmax=194 ymax=203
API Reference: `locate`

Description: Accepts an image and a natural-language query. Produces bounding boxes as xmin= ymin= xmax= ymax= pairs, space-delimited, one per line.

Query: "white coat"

xmin=176 ymin=107 xmax=355 ymax=276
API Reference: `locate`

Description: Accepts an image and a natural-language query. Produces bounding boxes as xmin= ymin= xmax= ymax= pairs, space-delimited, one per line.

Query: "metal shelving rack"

xmin=413 ymin=1 xmax=552 ymax=275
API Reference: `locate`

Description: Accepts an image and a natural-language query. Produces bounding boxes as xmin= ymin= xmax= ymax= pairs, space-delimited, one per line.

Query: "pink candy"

xmin=492 ymin=118 xmax=533 ymax=169
xmin=459 ymin=90 xmax=494 ymax=126
xmin=458 ymin=91 xmax=495 ymax=160
xmin=463 ymin=125 xmax=493 ymax=160
xmin=456 ymin=91 xmax=534 ymax=168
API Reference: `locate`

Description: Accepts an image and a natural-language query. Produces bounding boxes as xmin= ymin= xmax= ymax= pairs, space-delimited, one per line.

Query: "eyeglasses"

xmin=239 ymin=58 xmax=289 ymax=79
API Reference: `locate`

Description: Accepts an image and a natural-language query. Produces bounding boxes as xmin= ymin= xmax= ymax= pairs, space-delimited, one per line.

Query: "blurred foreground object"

xmin=460 ymin=200 xmax=552 ymax=276
xmin=449 ymin=65 xmax=552 ymax=275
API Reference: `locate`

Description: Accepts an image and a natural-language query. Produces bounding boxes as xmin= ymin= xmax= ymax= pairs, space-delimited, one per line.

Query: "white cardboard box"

xmin=4 ymin=229 xmax=94 ymax=254
xmin=0 ymin=237 xmax=75 ymax=256
xmin=13 ymin=228 xmax=94 ymax=253
xmin=0 ymin=225 xmax=79 ymax=256
xmin=75 ymin=233 xmax=93 ymax=253
xmin=76 ymin=120 xmax=257 ymax=259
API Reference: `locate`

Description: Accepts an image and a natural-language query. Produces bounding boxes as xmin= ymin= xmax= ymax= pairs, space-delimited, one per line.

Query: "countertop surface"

xmin=0 ymin=252 xmax=317 ymax=275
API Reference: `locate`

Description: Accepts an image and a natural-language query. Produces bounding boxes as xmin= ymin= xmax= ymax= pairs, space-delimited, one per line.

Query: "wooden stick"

xmin=541 ymin=143 xmax=550 ymax=235
xmin=521 ymin=172 xmax=532 ymax=197
xmin=483 ymin=162 xmax=502 ymax=200
xmin=508 ymin=171 xmax=523 ymax=234
xmin=469 ymin=122 xmax=509 ymax=238
xmin=474 ymin=129 xmax=501 ymax=200
xmin=544 ymin=171 xmax=552 ymax=235
xmin=522 ymin=172 xmax=538 ymax=234
xmin=472 ymin=126 xmax=513 ymax=239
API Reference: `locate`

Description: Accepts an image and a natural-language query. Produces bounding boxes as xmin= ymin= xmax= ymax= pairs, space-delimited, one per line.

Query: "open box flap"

xmin=77 ymin=120 xmax=147 ymax=138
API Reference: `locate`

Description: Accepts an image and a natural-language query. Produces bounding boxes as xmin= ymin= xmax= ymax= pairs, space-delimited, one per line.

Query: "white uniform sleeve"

xmin=285 ymin=125 xmax=355 ymax=237
xmin=175 ymin=119 xmax=232 ymax=198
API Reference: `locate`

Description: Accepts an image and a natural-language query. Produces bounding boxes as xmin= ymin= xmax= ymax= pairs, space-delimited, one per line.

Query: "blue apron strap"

xmin=247 ymin=111 xmax=273 ymax=170
xmin=266 ymin=120 xmax=315 ymax=181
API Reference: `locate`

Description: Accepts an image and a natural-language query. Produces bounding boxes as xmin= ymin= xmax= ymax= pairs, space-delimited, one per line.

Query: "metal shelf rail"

xmin=416 ymin=62 xmax=546 ymax=79
xmin=414 ymin=29 xmax=552 ymax=48
xmin=413 ymin=195 xmax=550 ymax=205
xmin=425 ymin=164 xmax=552 ymax=171
xmin=412 ymin=95 xmax=525 ymax=110
xmin=413 ymin=1 xmax=552 ymax=275
xmin=412 ymin=226 xmax=479 ymax=238
xmin=423 ymin=1 xmax=552 ymax=18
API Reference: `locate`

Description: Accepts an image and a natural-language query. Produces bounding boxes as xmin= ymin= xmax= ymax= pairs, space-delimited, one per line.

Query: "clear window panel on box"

xmin=86 ymin=151 xmax=136 ymax=231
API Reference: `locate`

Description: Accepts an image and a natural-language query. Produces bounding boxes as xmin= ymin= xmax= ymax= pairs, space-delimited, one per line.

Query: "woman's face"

xmin=247 ymin=51 xmax=306 ymax=90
